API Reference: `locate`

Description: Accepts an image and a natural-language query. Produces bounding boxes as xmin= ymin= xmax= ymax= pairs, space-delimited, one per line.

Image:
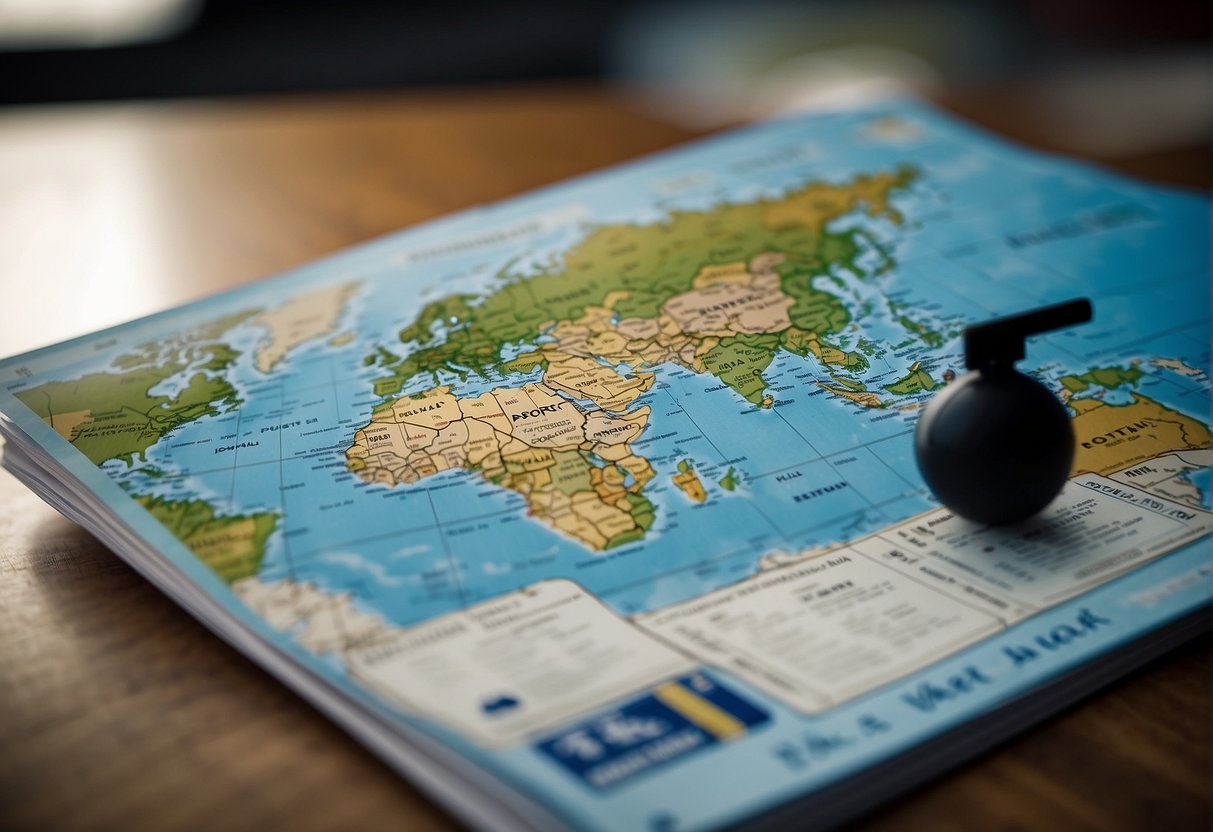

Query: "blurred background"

xmin=1 ymin=0 xmax=1209 ymax=163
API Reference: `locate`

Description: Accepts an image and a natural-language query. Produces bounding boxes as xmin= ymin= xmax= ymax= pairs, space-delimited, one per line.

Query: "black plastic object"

xmin=914 ymin=299 xmax=1093 ymax=525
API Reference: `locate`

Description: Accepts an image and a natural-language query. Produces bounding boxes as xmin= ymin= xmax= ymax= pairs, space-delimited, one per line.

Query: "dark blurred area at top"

xmin=2 ymin=0 xmax=1207 ymax=108
xmin=2 ymin=0 xmax=625 ymax=104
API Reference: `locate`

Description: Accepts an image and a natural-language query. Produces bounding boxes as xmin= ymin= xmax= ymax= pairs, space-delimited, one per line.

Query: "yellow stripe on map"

xmin=654 ymin=682 xmax=746 ymax=740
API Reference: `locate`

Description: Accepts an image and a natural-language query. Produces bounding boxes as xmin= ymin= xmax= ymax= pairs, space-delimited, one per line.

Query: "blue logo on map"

xmin=536 ymin=673 xmax=769 ymax=790
xmin=481 ymin=694 xmax=521 ymax=716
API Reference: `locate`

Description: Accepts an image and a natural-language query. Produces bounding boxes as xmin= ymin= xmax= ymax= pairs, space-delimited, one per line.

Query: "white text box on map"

xmin=863 ymin=473 xmax=1213 ymax=611
xmin=633 ymin=553 xmax=1002 ymax=714
xmin=345 ymin=579 xmax=695 ymax=747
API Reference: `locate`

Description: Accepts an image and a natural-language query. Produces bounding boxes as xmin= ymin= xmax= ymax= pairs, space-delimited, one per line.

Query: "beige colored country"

xmin=252 ymin=282 xmax=358 ymax=373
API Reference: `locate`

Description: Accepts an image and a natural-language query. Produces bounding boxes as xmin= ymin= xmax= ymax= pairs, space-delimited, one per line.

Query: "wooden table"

xmin=0 ymin=86 xmax=1208 ymax=831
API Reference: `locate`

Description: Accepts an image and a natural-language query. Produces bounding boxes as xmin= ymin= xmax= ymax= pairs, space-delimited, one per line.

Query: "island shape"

xmin=252 ymin=282 xmax=359 ymax=373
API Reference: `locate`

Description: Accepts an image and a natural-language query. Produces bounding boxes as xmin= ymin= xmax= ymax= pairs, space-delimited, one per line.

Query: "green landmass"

xmin=111 ymin=311 xmax=256 ymax=370
xmin=605 ymin=493 xmax=657 ymax=548
xmin=677 ymin=458 xmax=692 ymax=474
xmin=550 ymin=451 xmax=594 ymax=496
xmin=702 ymin=337 xmax=778 ymax=406
xmin=137 ymin=494 xmax=277 ymax=583
xmin=775 ymin=258 xmax=855 ymax=333
xmin=782 ymin=328 xmax=868 ymax=372
xmin=17 ymin=366 xmax=241 ymax=466
xmin=856 ymin=337 xmax=886 ymax=359
xmin=830 ymin=376 xmax=867 ymax=392
xmin=719 ymin=468 xmax=740 ymax=491
xmin=398 ymin=294 xmax=479 ymax=346
xmin=700 ymin=327 xmax=870 ymax=407
xmin=605 ymin=529 xmax=645 ymax=549
xmin=884 ymin=361 xmax=936 ymax=394
xmin=16 ymin=312 xmax=256 ymax=467
xmin=894 ymin=314 xmax=945 ymax=348
xmin=373 ymin=167 xmax=918 ymax=396
xmin=625 ymin=493 xmax=656 ymax=532
xmin=498 ymin=351 xmax=547 ymax=375
xmin=1061 ymin=365 xmax=1144 ymax=393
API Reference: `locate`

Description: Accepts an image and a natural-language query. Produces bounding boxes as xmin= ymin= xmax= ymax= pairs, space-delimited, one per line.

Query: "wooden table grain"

xmin=0 ymin=86 xmax=1208 ymax=831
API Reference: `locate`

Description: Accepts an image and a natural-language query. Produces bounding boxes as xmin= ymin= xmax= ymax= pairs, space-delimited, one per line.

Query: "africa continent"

xmin=347 ymin=383 xmax=654 ymax=550
xmin=348 ymin=168 xmax=918 ymax=550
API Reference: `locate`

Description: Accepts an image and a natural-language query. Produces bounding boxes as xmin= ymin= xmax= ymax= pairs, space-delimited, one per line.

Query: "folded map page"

xmin=1 ymin=99 xmax=1210 ymax=831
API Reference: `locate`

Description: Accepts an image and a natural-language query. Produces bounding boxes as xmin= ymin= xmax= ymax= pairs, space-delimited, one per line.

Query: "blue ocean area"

xmin=1179 ymin=466 xmax=1213 ymax=510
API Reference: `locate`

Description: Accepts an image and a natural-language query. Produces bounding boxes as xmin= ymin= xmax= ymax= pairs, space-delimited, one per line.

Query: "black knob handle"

xmin=964 ymin=298 xmax=1092 ymax=371
xmin=914 ymin=299 xmax=1093 ymax=525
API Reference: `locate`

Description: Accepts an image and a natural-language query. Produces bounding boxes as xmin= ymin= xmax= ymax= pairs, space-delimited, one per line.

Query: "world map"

xmin=4 ymin=104 xmax=1210 ymax=765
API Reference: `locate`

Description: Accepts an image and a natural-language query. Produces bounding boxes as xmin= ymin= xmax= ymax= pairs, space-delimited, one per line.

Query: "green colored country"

xmin=856 ymin=337 xmax=885 ymax=358
xmin=137 ymin=494 xmax=277 ymax=583
xmin=17 ymin=366 xmax=241 ymax=466
xmin=398 ymin=295 xmax=479 ymax=346
xmin=604 ymin=494 xmax=656 ymax=549
xmin=884 ymin=361 xmax=936 ymax=395
xmin=499 ymin=351 xmax=547 ymax=375
xmin=703 ymin=336 xmax=778 ymax=406
xmin=111 ymin=310 xmax=256 ymax=370
xmin=718 ymin=467 xmax=740 ymax=492
xmin=829 ymin=376 xmax=867 ymax=392
xmin=17 ymin=311 xmax=255 ymax=466
xmin=364 ymin=346 xmax=400 ymax=368
xmin=775 ymin=248 xmax=856 ymax=335
xmin=781 ymin=327 xmax=868 ymax=372
xmin=551 ymin=451 xmax=594 ymax=496
xmin=892 ymin=309 xmax=945 ymax=348
xmin=627 ymin=492 xmax=655 ymax=531
xmin=376 ymin=167 xmax=916 ymax=395
xmin=1061 ymin=365 xmax=1144 ymax=393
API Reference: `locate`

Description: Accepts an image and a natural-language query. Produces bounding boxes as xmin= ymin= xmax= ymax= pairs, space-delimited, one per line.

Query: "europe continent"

xmin=346 ymin=167 xmax=917 ymax=550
